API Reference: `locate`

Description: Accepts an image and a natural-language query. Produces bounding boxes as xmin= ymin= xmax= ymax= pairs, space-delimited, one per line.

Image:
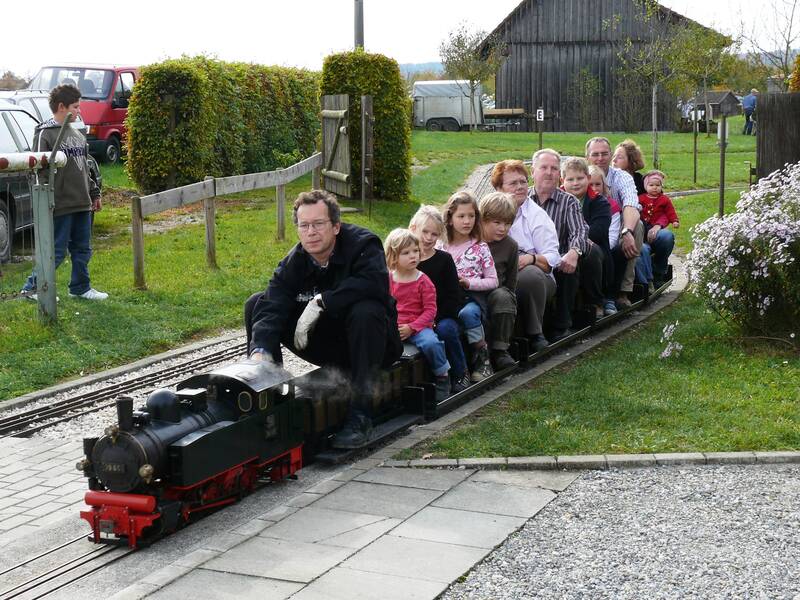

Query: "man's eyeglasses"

xmin=297 ymin=220 xmax=331 ymax=232
xmin=589 ymin=152 xmax=610 ymax=159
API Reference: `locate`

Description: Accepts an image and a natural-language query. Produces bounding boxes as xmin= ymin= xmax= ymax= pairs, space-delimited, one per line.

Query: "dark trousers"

xmin=244 ymin=293 xmax=402 ymax=414
xmin=552 ymin=243 xmax=604 ymax=330
xmin=743 ymin=109 xmax=755 ymax=135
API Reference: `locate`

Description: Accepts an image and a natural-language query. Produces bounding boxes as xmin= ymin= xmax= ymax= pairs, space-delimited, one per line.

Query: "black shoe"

xmin=331 ymin=413 xmax=373 ymax=449
xmin=653 ymin=275 xmax=668 ymax=289
xmin=549 ymin=328 xmax=571 ymax=343
xmin=451 ymin=372 xmax=471 ymax=394
xmin=470 ymin=346 xmax=494 ymax=382
xmin=491 ymin=349 xmax=516 ymax=370
xmin=434 ymin=375 xmax=451 ymax=403
xmin=528 ymin=334 xmax=549 ymax=353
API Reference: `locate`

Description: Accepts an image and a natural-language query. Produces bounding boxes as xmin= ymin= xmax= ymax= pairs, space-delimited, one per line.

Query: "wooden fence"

xmin=757 ymin=93 xmax=800 ymax=179
xmin=131 ymin=152 xmax=322 ymax=289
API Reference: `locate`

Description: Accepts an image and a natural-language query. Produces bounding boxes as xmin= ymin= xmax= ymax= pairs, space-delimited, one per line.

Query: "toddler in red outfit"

xmin=384 ymin=228 xmax=452 ymax=401
xmin=636 ymin=170 xmax=678 ymax=287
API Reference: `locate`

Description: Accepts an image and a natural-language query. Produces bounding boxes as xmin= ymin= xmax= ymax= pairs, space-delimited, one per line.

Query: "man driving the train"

xmin=244 ymin=190 xmax=402 ymax=449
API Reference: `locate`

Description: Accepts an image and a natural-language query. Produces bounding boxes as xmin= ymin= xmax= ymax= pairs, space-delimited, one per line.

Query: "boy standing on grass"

xmin=21 ymin=84 xmax=107 ymax=301
xmin=479 ymin=192 xmax=518 ymax=370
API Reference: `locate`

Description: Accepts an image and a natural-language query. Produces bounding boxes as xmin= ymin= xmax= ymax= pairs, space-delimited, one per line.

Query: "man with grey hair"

xmin=585 ymin=137 xmax=644 ymax=308
xmin=528 ymin=149 xmax=604 ymax=341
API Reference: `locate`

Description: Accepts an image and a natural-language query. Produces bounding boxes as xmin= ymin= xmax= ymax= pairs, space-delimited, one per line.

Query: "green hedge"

xmin=127 ymin=57 xmax=320 ymax=194
xmin=321 ymin=49 xmax=411 ymax=200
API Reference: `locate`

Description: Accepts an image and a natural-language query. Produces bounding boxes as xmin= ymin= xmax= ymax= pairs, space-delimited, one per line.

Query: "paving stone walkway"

xmin=0 ymin=436 xmax=87 ymax=545
xmin=110 ymin=466 xmax=578 ymax=600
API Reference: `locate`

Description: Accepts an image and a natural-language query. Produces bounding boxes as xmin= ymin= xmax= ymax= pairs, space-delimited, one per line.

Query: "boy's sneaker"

xmin=22 ymin=291 xmax=59 ymax=302
xmin=470 ymin=346 xmax=494 ymax=382
xmin=69 ymin=288 xmax=109 ymax=301
xmin=434 ymin=375 xmax=451 ymax=403
xmin=603 ymin=300 xmax=618 ymax=316
xmin=451 ymin=372 xmax=471 ymax=394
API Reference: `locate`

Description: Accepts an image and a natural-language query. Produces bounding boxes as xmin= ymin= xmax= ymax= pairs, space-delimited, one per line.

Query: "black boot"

xmin=331 ymin=412 xmax=373 ymax=449
xmin=434 ymin=375 xmax=451 ymax=403
xmin=491 ymin=349 xmax=516 ymax=370
xmin=470 ymin=345 xmax=493 ymax=382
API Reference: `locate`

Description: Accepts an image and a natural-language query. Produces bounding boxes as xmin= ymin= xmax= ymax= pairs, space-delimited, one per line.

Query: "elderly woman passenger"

xmin=492 ymin=159 xmax=558 ymax=351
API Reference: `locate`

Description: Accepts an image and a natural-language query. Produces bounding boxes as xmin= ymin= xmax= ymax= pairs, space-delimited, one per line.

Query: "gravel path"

xmin=443 ymin=464 xmax=800 ymax=599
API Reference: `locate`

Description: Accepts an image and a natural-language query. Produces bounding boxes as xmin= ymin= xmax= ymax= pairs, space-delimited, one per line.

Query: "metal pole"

xmin=354 ymin=0 xmax=364 ymax=49
xmin=34 ymin=112 xmax=73 ymax=322
xmin=692 ymin=103 xmax=698 ymax=185
xmin=718 ymin=115 xmax=727 ymax=217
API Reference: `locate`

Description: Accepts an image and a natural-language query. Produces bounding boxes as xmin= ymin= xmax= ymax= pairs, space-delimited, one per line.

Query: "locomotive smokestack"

xmin=116 ymin=397 xmax=134 ymax=431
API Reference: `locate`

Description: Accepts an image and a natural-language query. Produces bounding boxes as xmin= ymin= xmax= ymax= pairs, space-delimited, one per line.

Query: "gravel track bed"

xmin=444 ymin=464 xmax=800 ymax=600
xmin=3 ymin=336 xmax=314 ymax=441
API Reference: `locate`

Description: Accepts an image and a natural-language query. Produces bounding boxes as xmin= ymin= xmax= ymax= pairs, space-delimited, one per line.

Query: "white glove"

xmin=294 ymin=294 xmax=324 ymax=350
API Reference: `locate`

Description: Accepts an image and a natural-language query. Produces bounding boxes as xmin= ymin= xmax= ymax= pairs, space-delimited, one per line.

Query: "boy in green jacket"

xmin=22 ymin=84 xmax=107 ymax=300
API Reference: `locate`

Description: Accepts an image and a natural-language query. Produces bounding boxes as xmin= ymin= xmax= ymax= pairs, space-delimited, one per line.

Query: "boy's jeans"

xmin=409 ymin=327 xmax=450 ymax=377
xmin=23 ymin=210 xmax=93 ymax=296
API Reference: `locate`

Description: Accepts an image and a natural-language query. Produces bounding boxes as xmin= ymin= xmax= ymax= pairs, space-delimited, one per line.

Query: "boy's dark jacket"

xmin=34 ymin=118 xmax=100 ymax=217
xmin=251 ymin=223 xmax=396 ymax=355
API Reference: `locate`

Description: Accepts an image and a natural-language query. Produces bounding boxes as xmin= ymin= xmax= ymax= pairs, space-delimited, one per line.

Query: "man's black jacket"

xmin=250 ymin=223 xmax=395 ymax=356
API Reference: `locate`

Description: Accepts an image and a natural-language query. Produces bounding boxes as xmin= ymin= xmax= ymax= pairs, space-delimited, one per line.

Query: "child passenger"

xmin=589 ymin=164 xmax=622 ymax=315
xmin=478 ymin=192 xmax=518 ymax=370
xmin=384 ymin=228 xmax=452 ymax=402
xmin=439 ymin=191 xmax=497 ymax=382
xmin=636 ymin=170 xmax=678 ymax=288
xmin=409 ymin=206 xmax=471 ymax=393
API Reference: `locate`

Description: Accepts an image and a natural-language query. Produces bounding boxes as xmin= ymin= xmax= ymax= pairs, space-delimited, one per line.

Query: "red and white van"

xmin=27 ymin=64 xmax=140 ymax=164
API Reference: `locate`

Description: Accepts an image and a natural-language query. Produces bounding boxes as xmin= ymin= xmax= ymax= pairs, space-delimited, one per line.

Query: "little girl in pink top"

xmin=438 ymin=190 xmax=498 ymax=381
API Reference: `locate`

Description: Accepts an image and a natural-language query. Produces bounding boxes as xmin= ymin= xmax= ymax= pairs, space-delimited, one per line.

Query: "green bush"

xmin=127 ymin=57 xmax=320 ymax=194
xmin=789 ymin=54 xmax=800 ymax=93
xmin=321 ymin=49 xmax=411 ymax=200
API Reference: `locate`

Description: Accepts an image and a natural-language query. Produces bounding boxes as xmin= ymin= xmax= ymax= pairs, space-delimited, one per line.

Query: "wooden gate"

xmin=321 ymin=94 xmax=351 ymax=198
xmin=756 ymin=93 xmax=800 ymax=179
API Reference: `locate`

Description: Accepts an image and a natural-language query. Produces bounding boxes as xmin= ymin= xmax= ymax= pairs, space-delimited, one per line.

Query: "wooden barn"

xmin=487 ymin=0 xmax=710 ymax=132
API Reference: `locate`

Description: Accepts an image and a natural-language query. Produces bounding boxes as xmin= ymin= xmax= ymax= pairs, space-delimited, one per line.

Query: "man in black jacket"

xmin=245 ymin=190 xmax=402 ymax=448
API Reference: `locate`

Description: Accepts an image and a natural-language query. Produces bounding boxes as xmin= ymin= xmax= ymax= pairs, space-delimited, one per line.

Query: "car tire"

xmin=426 ymin=119 xmax=443 ymax=132
xmin=0 ymin=199 xmax=12 ymax=264
xmin=103 ymin=137 xmax=121 ymax=164
xmin=443 ymin=118 xmax=461 ymax=132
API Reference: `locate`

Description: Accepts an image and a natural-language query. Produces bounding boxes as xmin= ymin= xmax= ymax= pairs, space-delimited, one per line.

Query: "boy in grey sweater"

xmin=22 ymin=84 xmax=107 ymax=300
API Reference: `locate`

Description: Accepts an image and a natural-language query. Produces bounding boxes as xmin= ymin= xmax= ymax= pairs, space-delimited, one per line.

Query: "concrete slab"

xmin=202 ymin=536 xmax=354 ymax=583
xmin=754 ymin=451 xmax=800 ymax=464
xmin=653 ymin=452 xmax=706 ymax=466
xmin=331 ymin=468 xmax=367 ymax=482
xmin=392 ymin=506 xmax=525 ymax=548
xmin=290 ymin=566 xmax=446 ymax=600
xmin=285 ymin=492 xmax=322 ymax=508
xmin=408 ymin=458 xmax=458 ymax=468
xmin=341 ymin=535 xmax=488 ymax=583
xmin=258 ymin=504 xmax=299 ymax=522
xmin=557 ymin=454 xmax=608 ymax=470
xmin=470 ymin=469 xmax=579 ymax=492
xmin=705 ymin=451 xmax=756 ymax=465
xmin=312 ymin=481 xmax=443 ymax=519
xmin=148 ymin=567 xmax=304 ymax=600
xmin=354 ymin=467 xmax=472 ymax=491
xmin=458 ymin=457 xmax=507 ymax=469
xmin=432 ymin=480 xmax=555 ymax=518
xmin=259 ymin=506 xmax=392 ymax=545
xmin=321 ymin=517 xmax=402 ymax=549
xmin=304 ymin=479 xmax=345 ymax=495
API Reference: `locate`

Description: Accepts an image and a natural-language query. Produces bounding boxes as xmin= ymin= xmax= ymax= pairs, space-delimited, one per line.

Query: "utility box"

xmin=412 ymin=80 xmax=484 ymax=131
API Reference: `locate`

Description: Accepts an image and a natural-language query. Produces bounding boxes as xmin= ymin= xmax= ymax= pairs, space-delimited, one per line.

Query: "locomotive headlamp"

xmin=104 ymin=424 xmax=120 ymax=443
xmin=138 ymin=464 xmax=155 ymax=484
xmin=76 ymin=458 xmax=90 ymax=471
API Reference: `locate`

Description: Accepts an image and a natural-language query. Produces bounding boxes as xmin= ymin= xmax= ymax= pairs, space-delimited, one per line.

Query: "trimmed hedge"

xmin=127 ymin=57 xmax=320 ymax=194
xmin=321 ymin=49 xmax=411 ymax=200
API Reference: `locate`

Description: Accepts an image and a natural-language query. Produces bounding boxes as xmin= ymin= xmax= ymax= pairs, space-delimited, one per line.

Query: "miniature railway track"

xmin=0 ymin=342 xmax=248 ymax=439
xmin=0 ymin=538 xmax=133 ymax=600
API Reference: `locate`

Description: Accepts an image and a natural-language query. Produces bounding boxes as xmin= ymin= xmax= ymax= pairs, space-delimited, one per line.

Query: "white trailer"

xmin=412 ymin=80 xmax=484 ymax=131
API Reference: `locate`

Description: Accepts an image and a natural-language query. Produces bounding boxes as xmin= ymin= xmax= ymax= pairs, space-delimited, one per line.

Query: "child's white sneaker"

xmin=70 ymin=288 xmax=109 ymax=301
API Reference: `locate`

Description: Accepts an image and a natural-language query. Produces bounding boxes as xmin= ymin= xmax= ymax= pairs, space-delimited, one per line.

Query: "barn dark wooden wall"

xmin=492 ymin=0 xmax=683 ymax=132
xmin=756 ymin=93 xmax=800 ymax=179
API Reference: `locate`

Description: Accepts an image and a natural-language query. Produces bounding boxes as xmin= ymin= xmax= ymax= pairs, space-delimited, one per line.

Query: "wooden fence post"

xmin=276 ymin=183 xmax=286 ymax=241
xmin=312 ymin=165 xmax=321 ymax=190
xmin=203 ymin=176 xmax=217 ymax=269
xmin=132 ymin=196 xmax=146 ymax=290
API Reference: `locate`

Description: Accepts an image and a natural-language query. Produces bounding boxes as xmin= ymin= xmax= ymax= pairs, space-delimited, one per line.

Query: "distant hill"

xmin=399 ymin=62 xmax=443 ymax=77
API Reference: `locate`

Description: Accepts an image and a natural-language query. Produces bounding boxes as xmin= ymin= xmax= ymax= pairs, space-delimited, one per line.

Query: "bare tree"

xmin=439 ymin=23 xmax=506 ymax=132
xmin=741 ymin=0 xmax=800 ymax=91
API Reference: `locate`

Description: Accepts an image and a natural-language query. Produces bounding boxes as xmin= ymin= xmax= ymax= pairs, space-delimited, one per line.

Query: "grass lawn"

xmin=3 ymin=122 xmax=790 ymax=461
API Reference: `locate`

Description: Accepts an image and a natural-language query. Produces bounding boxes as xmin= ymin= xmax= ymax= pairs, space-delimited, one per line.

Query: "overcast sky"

xmin=2 ymin=0 xmax=768 ymax=78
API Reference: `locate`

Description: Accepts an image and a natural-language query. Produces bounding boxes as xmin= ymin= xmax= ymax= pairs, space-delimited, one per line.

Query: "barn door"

xmin=321 ymin=94 xmax=351 ymax=198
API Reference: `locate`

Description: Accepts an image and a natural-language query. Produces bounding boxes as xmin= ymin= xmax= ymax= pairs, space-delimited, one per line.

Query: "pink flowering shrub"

xmin=686 ymin=161 xmax=800 ymax=339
